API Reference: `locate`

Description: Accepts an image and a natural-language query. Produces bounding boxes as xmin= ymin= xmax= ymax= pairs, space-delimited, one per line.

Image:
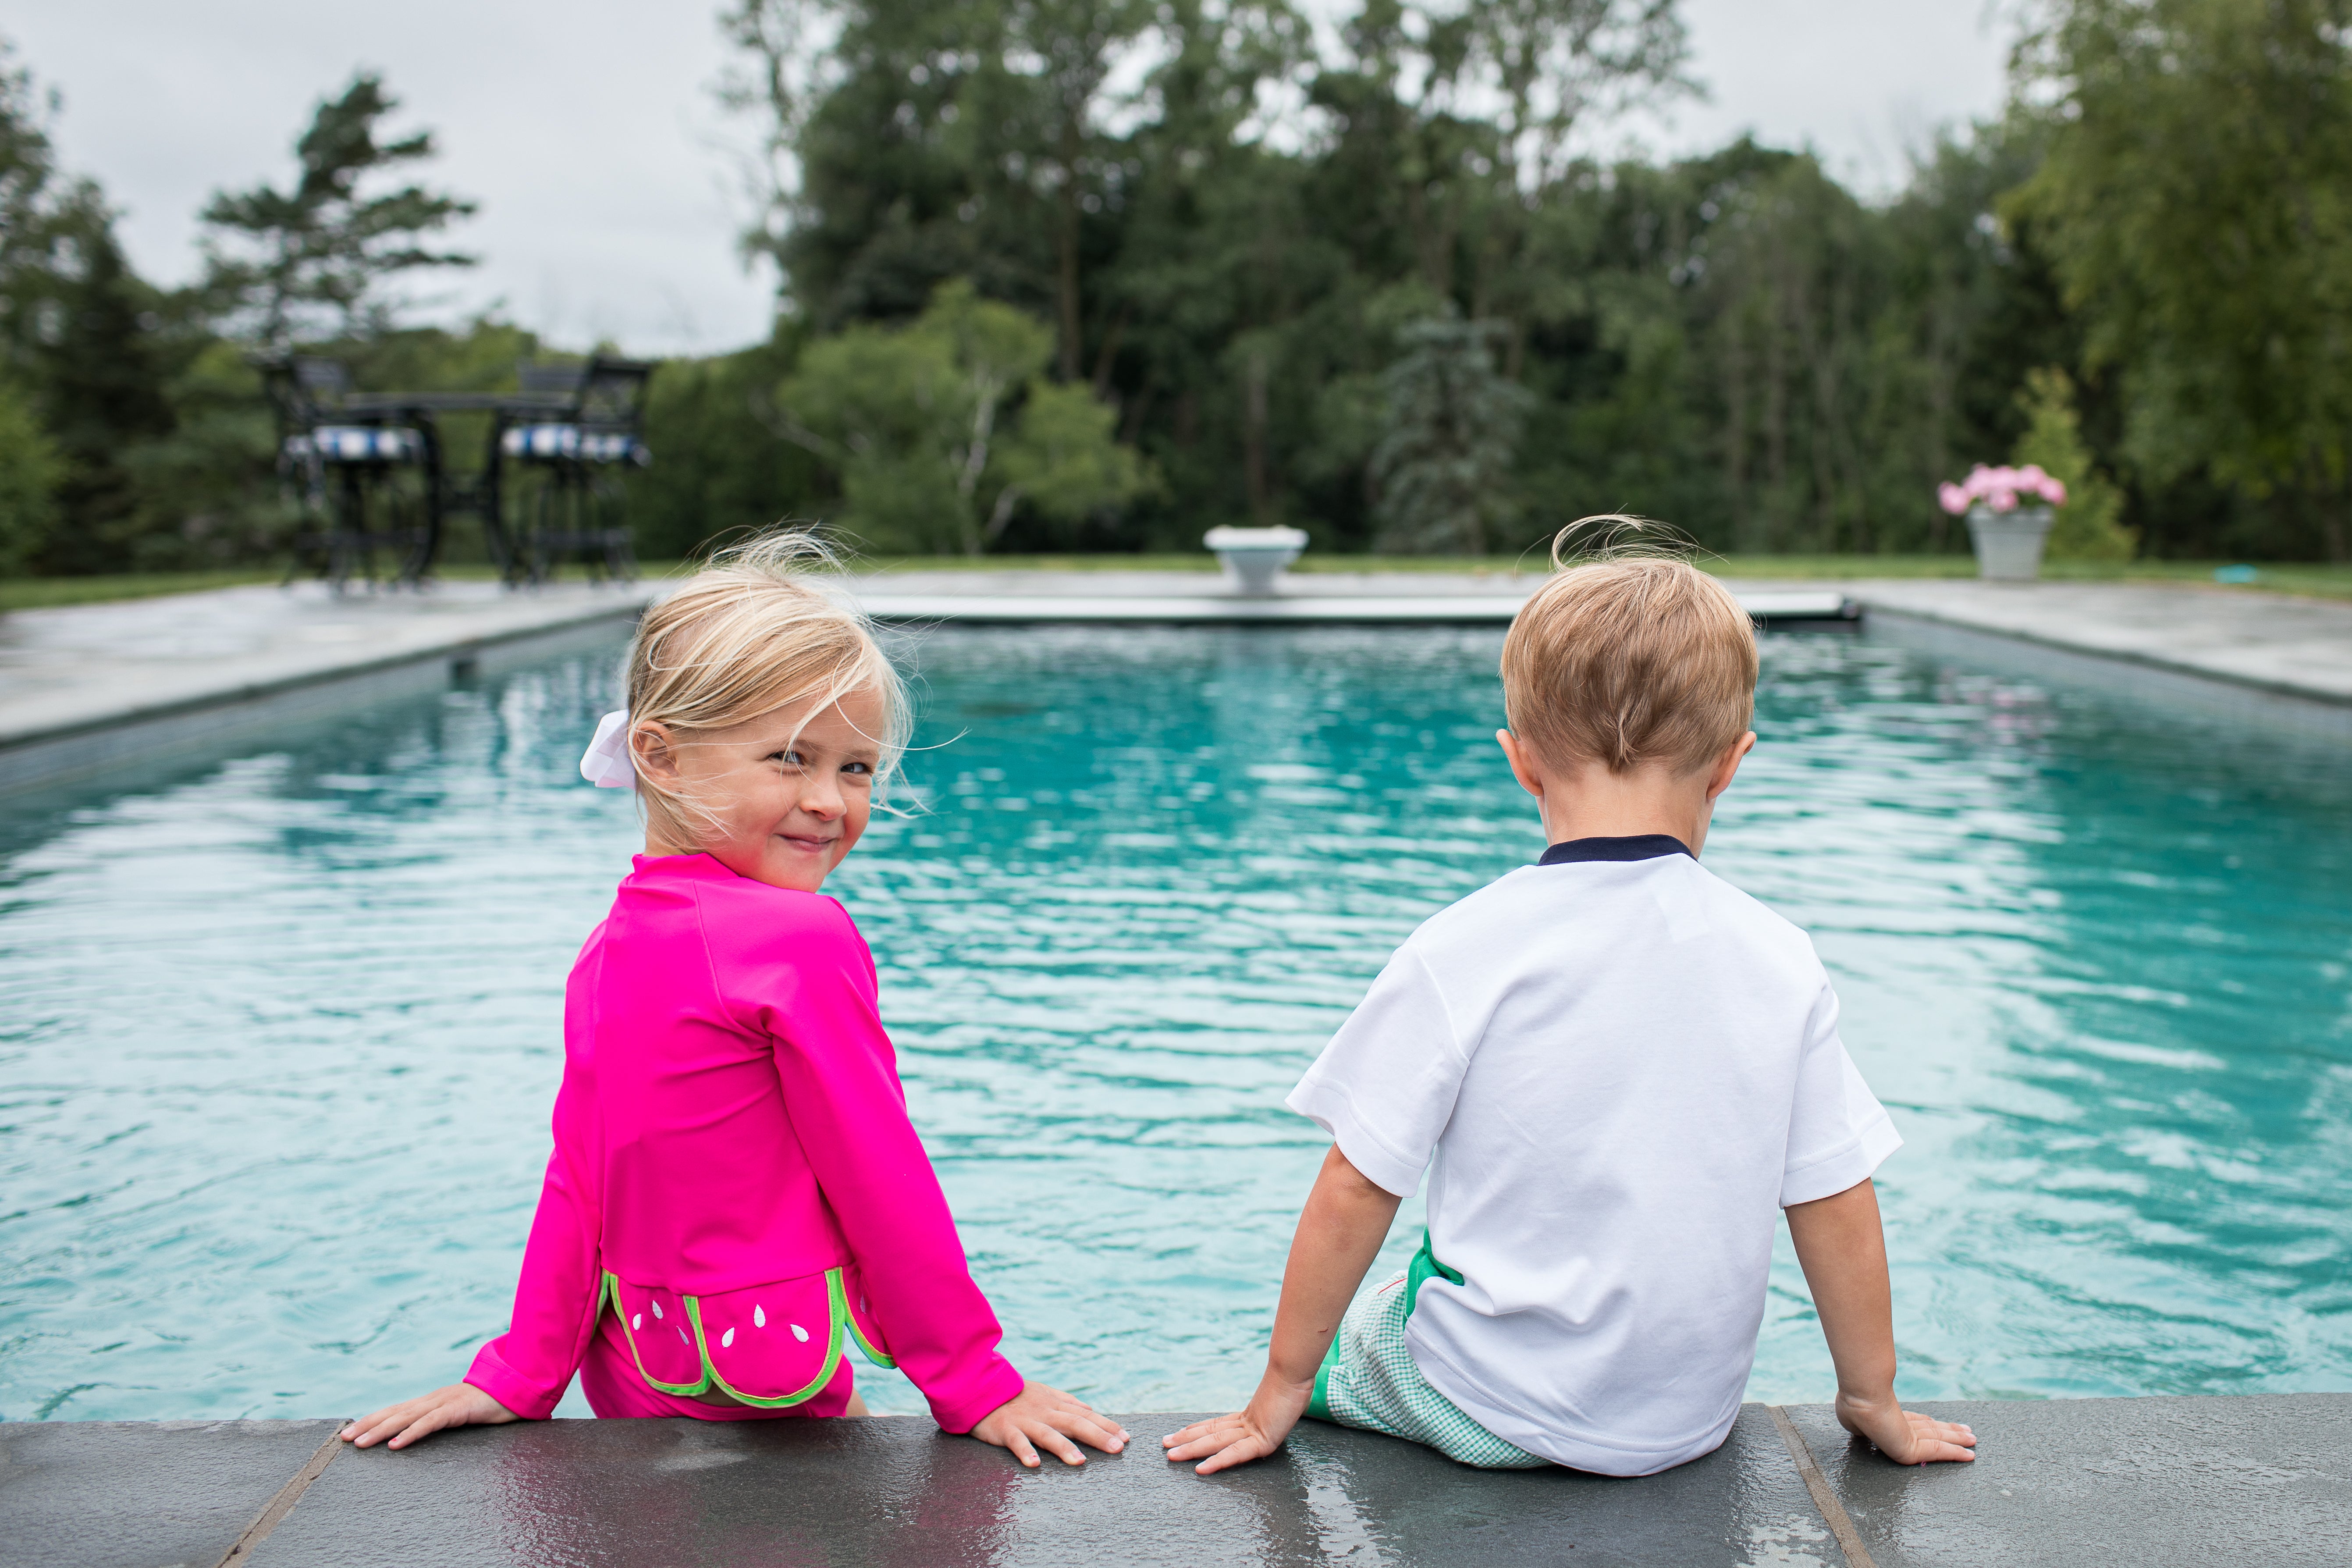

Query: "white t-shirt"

xmin=1286 ymin=836 xmax=1899 ymax=1476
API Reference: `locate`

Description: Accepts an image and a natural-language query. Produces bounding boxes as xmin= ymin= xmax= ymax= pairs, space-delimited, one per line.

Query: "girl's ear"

xmin=631 ymin=721 xmax=682 ymax=786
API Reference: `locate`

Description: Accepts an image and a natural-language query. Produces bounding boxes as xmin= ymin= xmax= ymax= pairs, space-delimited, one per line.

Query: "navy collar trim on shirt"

xmin=1538 ymin=834 xmax=1694 ymax=866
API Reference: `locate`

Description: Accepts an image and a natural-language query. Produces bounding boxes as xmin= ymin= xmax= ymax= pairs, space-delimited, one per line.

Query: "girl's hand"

xmin=971 ymin=1382 xmax=1130 ymax=1468
xmin=341 ymin=1383 xmax=519 ymax=1451
xmin=1161 ymin=1368 xmax=1314 ymax=1475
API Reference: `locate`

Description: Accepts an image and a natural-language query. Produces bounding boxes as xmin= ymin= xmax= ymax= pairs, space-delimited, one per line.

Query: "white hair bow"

xmin=580 ymin=710 xmax=636 ymax=789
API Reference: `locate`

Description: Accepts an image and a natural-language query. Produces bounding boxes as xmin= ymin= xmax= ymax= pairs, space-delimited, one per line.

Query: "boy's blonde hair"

xmin=1500 ymin=517 xmax=1757 ymax=775
xmin=624 ymin=530 xmax=908 ymax=847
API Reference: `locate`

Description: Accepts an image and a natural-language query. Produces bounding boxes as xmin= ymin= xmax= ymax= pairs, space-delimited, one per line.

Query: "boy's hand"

xmin=1835 ymin=1391 xmax=1977 ymax=1464
xmin=1162 ymin=1369 xmax=1314 ymax=1475
xmin=971 ymin=1381 xmax=1129 ymax=1468
xmin=341 ymin=1383 xmax=518 ymax=1450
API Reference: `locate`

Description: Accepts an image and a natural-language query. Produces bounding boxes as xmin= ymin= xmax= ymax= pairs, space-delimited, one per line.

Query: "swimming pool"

xmin=2 ymin=624 xmax=2347 ymax=1422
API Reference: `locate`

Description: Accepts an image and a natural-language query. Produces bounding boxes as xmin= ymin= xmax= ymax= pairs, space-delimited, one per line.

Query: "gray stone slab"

xmin=0 ymin=1418 xmax=339 ymax=1568
xmin=247 ymin=1408 xmax=1832 ymax=1568
xmin=1853 ymin=579 xmax=2352 ymax=707
xmin=1781 ymin=1396 xmax=2352 ymax=1568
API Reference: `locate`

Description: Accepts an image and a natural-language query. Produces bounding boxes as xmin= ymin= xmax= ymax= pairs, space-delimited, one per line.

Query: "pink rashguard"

xmin=463 ymin=852 xmax=1026 ymax=1432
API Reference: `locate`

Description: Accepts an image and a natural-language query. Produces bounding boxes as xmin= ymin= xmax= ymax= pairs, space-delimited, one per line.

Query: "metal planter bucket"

xmin=1967 ymin=508 xmax=2055 ymax=582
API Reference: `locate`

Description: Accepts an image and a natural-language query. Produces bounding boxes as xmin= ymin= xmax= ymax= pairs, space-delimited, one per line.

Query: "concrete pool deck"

xmin=1 ymin=569 xmax=2347 ymax=793
xmin=9 ymin=1395 xmax=2348 ymax=1567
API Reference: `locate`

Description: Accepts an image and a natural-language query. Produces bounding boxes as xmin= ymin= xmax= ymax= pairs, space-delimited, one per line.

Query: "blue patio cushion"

xmin=285 ymin=426 xmax=423 ymax=464
xmin=502 ymin=423 xmax=650 ymax=466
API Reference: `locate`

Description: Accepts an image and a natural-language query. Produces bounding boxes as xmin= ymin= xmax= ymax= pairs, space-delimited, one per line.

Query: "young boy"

xmin=1165 ymin=549 xmax=1976 ymax=1477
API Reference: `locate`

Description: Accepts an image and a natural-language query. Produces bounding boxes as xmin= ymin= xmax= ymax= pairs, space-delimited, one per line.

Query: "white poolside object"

xmin=1968 ymin=508 xmax=2055 ymax=581
xmin=1204 ymin=525 xmax=1309 ymax=596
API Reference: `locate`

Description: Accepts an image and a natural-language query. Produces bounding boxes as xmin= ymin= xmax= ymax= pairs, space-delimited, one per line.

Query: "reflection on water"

xmin=0 ymin=626 xmax=2345 ymax=1423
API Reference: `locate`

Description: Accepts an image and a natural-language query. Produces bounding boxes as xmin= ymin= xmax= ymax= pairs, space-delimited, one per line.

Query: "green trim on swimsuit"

xmin=604 ymin=1267 xmax=873 ymax=1407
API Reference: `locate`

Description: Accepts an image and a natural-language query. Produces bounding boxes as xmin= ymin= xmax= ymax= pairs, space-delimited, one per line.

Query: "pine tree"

xmin=1370 ymin=314 xmax=1532 ymax=554
xmin=199 ymin=74 xmax=476 ymax=347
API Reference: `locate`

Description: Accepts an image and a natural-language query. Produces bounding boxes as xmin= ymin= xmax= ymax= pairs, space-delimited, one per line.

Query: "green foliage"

xmin=2009 ymin=0 xmax=2352 ymax=559
xmin=199 ymin=74 xmax=476 ymax=348
xmin=1371 ymin=315 xmax=1533 ymax=552
xmin=2014 ymin=366 xmax=2135 ymax=561
xmin=0 ymin=374 xmax=60 ymax=572
xmin=632 ymin=329 xmax=824 ymax=560
xmin=778 ymin=281 xmax=1151 ymax=553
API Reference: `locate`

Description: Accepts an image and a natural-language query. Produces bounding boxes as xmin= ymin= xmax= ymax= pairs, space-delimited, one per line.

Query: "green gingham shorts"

xmin=1304 ymin=1236 xmax=1548 ymax=1470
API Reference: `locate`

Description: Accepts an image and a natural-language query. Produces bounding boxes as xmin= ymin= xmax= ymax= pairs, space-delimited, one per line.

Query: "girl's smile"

xmin=630 ymin=686 xmax=887 ymax=892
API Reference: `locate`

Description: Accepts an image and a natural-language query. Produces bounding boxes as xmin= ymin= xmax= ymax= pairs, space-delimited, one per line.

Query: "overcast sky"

xmin=10 ymin=1 xmax=2019 ymax=358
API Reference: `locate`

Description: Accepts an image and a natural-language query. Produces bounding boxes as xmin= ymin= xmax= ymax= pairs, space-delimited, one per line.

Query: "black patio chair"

xmin=498 ymin=356 xmax=653 ymax=586
xmin=260 ymin=356 xmax=435 ymax=591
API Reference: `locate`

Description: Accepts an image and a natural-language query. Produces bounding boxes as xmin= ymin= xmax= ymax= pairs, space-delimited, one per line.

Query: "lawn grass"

xmin=6 ymin=553 xmax=2348 ymax=610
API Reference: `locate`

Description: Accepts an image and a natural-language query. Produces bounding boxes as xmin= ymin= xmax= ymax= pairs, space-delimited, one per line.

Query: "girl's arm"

xmin=1785 ymin=1178 xmax=1975 ymax=1465
xmin=1162 ymin=1144 xmax=1400 ymax=1473
xmin=747 ymin=903 xmax=1122 ymax=1461
xmin=345 ymin=1088 xmax=604 ymax=1448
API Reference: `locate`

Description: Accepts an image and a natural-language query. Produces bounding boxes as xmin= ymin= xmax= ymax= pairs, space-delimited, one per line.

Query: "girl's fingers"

xmin=1006 ymin=1429 xmax=1041 ymax=1468
xmin=1031 ymin=1421 xmax=1087 ymax=1467
xmin=1062 ymin=1414 xmax=1125 ymax=1452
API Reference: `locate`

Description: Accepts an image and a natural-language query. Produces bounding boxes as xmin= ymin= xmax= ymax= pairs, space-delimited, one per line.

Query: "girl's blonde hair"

xmin=624 ymin=530 xmax=908 ymax=847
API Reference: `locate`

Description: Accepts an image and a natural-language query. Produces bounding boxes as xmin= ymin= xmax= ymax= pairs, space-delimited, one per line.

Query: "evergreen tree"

xmin=0 ymin=39 xmax=179 ymax=572
xmin=1371 ymin=314 xmax=1532 ymax=553
xmin=2014 ymin=366 xmax=2134 ymax=561
xmin=199 ymin=74 xmax=476 ymax=347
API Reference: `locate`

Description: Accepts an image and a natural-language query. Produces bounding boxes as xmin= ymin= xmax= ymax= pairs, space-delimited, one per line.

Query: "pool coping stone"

xmin=15 ymin=1397 xmax=2351 ymax=1566
xmin=3 ymin=571 xmax=2346 ymax=796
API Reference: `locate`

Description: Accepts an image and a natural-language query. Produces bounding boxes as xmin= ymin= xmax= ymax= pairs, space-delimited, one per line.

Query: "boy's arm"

xmin=1785 ymin=1178 xmax=1976 ymax=1465
xmin=1163 ymin=1145 xmax=1403 ymax=1474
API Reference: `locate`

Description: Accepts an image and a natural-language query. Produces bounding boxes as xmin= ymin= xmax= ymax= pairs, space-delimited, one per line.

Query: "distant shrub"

xmin=0 ymin=378 xmax=63 ymax=575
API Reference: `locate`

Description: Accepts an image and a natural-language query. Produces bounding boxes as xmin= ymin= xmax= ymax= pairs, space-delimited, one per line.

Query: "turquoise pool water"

xmin=3 ymin=626 xmax=2348 ymax=1423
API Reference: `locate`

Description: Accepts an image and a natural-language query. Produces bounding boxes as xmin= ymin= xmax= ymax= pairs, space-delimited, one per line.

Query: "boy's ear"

xmin=1703 ymin=732 xmax=1757 ymax=802
xmin=1496 ymin=729 xmax=1547 ymax=802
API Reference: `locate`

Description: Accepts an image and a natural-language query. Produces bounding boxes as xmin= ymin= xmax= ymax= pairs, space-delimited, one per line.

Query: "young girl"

xmin=341 ymin=537 xmax=1126 ymax=1468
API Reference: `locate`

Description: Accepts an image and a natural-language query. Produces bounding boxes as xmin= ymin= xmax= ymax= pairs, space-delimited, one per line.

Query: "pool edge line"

xmin=0 ymin=601 xmax=647 ymax=798
xmin=1862 ymin=604 xmax=2352 ymax=740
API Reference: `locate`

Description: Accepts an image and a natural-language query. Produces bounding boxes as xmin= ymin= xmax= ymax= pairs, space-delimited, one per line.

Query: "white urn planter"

xmin=1203 ymin=525 xmax=1308 ymax=596
xmin=1967 ymin=507 xmax=2055 ymax=582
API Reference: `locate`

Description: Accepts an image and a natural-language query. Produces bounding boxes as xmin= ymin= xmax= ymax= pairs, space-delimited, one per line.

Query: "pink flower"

xmin=1989 ymin=490 xmax=2017 ymax=513
xmin=1938 ymin=482 xmax=1969 ymax=515
xmin=2044 ymin=479 xmax=2068 ymax=506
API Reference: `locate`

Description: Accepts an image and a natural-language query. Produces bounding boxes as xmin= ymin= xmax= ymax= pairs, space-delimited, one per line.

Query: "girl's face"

xmin=633 ymin=686 xmax=886 ymax=892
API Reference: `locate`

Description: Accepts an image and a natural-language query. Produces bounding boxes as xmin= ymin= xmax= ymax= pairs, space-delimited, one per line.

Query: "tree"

xmin=0 ymin=374 xmax=60 ymax=572
xmin=2013 ymin=366 xmax=2134 ymax=560
xmin=2008 ymin=0 xmax=2352 ymax=559
xmin=1370 ymin=313 xmax=1532 ymax=552
xmin=199 ymin=74 xmax=476 ymax=347
xmin=776 ymin=280 xmax=1152 ymax=553
xmin=0 ymin=39 xmax=180 ymax=571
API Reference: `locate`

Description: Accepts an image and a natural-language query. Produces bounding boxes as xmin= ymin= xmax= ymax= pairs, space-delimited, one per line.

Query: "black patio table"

xmin=337 ymin=390 xmax=580 ymax=582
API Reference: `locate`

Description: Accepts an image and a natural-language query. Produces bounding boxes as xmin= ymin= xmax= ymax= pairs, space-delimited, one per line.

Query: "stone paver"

xmin=246 ymin=1408 xmax=1827 ymax=1568
xmin=1783 ymin=1395 xmax=2352 ymax=1568
xmin=1852 ymin=579 xmax=2352 ymax=706
xmin=0 ymin=580 xmax=658 ymax=750
xmin=17 ymin=1398 xmax=2352 ymax=1566
xmin=0 ymin=1418 xmax=341 ymax=1568
xmin=3 ymin=569 xmax=2344 ymax=794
